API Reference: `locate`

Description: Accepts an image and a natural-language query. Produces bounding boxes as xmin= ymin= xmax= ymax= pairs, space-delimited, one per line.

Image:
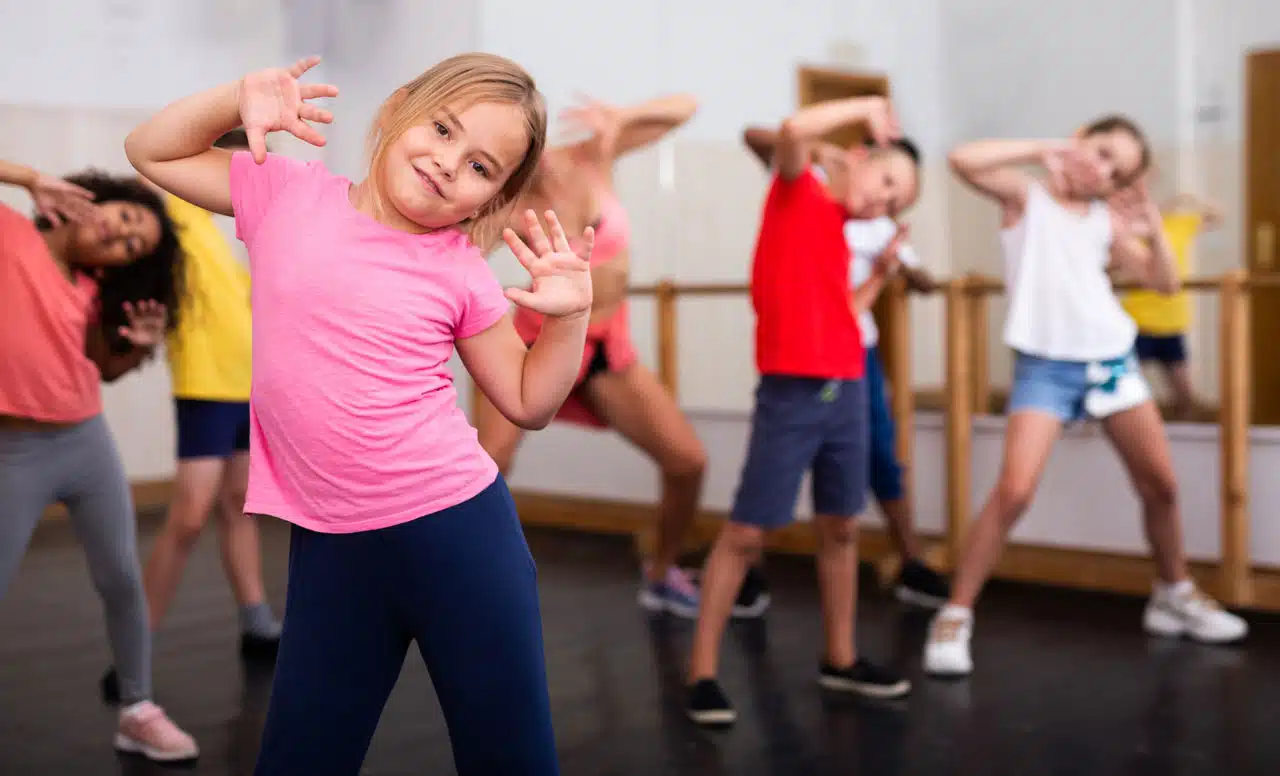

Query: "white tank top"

xmin=1001 ymin=182 xmax=1136 ymax=361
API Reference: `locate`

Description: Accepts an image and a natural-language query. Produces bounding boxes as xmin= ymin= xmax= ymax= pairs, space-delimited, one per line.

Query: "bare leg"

xmin=880 ymin=497 xmax=922 ymax=560
xmin=1164 ymin=362 xmax=1198 ymax=420
xmin=688 ymin=523 xmax=765 ymax=680
xmin=949 ymin=411 xmax=1062 ymax=608
xmin=142 ymin=458 xmax=223 ymax=628
xmin=584 ymin=363 xmax=707 ymax=583
xmin=214 ymin=452 xmax=268 ymax=607
xmin=474 ymin=387 xmax=527 ymax=476
xmin=1101 ymin=401 xmax=1187 ymax=584
xmin=813 ymin=514 xmax=858 ymax=667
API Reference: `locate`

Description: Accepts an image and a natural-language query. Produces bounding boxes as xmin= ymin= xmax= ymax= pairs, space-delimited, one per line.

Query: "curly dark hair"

xmin=35 ymin=170 xmax=185 ymax=354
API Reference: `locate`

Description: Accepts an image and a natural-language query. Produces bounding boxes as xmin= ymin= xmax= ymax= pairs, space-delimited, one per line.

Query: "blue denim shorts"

xmin=1007 ymin=351 xmax=1150 ymax=423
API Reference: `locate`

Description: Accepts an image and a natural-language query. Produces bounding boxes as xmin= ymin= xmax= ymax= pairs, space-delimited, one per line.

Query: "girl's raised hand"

xmin=117 ymin=300 xmax=167 ymax=348
xmin=238 ymin=56 xmax=339 ymax=163
xmin=29 ymin=173 xmax=97 ymax=228
xmin=503 ymin=210 xmax=594 ymax=318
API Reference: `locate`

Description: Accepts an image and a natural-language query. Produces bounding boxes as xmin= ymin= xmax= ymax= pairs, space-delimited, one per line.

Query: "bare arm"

xmin=947 ymin=139 xmax=1060 ymax=226
xmin=457 ymin=311 xmax=588 ymax=430
xmin=125 ymin=82 xmax=241 ymax=217
xmin=564 ymin=94 xmax=698 ymax=171
xmin=0 ymin=159 xmax=98 ymax=227
xmin=458 ymin=211 xmax=595 ymax=430
xmin=1166 ymin=192 xmax=1224 ymax=230
xmin=1109 ymin=183 xmax=1180 ymax=294
xmin=125 ymin=57 xmax=337 ymax=217
xmin=85 ymin=324 xmax=153 ymax=382
xmin=742 ymin=126 xmax=850 ymax=192
xmin=775 ymin=96 xmax=896 ymax=180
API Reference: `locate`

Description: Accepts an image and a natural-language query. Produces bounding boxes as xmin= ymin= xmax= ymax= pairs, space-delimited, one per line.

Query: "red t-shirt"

xmin=749 ymin=169 xmax=864 ymax=380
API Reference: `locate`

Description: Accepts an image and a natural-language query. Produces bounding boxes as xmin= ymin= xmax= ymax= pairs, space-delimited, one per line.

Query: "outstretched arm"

xmin=125 ymin=57 xmax=337 ymax=217
xmin=774 ymin=96 xmax=899 ymax=180
xmin=563 ymin=94 xmax=698 ymax=168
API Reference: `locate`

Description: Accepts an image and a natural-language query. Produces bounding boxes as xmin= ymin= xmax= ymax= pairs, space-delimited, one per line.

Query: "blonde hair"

xmin=366 ymin=53 xmax=547 ymax=252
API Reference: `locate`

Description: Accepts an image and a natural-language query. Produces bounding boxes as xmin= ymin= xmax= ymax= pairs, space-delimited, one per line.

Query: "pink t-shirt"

xmin=229 ymin=151 xmax=510 ymax=533
xmin=0 ymin=203 xmax=102 ymax=423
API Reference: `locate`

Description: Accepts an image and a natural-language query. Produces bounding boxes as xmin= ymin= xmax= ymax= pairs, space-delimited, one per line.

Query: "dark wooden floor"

xmin=1 ymin=513 xmax=1277 ymax=776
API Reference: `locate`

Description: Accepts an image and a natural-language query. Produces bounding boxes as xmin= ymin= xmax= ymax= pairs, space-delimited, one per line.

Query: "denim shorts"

xmin=1007 ymin=351 xmax=1150 ymax=423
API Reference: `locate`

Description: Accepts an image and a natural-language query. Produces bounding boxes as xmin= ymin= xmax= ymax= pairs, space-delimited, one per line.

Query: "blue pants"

xmin=731 ymin=375 xmax=869 ymax=528
xmin=253 ymin=476 xmax=559 ymax=776
xmin=865 ymin=346 xmax=905 ymax=502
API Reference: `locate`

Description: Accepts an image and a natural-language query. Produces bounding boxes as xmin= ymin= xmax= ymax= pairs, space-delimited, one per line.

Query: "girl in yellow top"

xmin=1121 ymin=194 xmax=1222 ymax=419
xmin=102 ymin=130 xmax=279 ymax=706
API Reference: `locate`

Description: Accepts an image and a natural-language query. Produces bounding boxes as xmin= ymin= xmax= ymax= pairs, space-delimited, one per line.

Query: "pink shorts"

xmin=513 ymin=303 xmax=638 ymax=428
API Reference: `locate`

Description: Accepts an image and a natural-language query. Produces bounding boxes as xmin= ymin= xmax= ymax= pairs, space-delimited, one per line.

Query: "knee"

xmin=814 ymin=515 xmax=859 ymax=547
xmin=717 ymin=522 xmax=766 ymax=563
xmin=991 ymin=477 xmax=1036 ymax=526
xmin=166 ymin=496 xmax=211 ymax=547
xmin=662 ymin=438 xmax=707 ymax=481
xmin=219 ymin=482 xmax=249 ymax=518
xmin=92 ymin=555 xmax=144 ymax=602
xmin=1136 ymin=469 xmax=1178 ymax=512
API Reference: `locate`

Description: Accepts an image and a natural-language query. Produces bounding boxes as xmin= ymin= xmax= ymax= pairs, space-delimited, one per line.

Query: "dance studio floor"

xmin=2 ymin=511 xmax=1278 ymax=775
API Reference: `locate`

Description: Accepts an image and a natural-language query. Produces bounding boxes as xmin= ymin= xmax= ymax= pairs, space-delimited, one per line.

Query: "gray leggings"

xmin=0 ymin=414 xmax=151 ymax=704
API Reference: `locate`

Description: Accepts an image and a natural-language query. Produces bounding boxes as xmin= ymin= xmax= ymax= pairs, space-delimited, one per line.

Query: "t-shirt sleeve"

xmin=456 ymin=257 xmax=511 ymax=339
xmin=229 ymin=151 xmax=310 ymax=247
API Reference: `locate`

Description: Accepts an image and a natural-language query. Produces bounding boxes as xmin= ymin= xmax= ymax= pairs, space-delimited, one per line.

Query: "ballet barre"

xmin=630 ymin=269 xmax=1274 ymax=609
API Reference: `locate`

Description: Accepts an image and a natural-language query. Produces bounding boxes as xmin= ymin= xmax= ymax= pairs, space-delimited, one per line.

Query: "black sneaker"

xmin=818 ymin=659 xmax=911 ymax=699
xmin=240 ymin=631 xmax=281 ymax=662
xmin=686 ymin=678 xmax=737 ymax=727
xmin=100 ymin=666 xmax=120 ymax=706
xmin=895 ymin=559 xmax=951 ymax=609
xmin=731 ymin=565 xmax=771 ymax=619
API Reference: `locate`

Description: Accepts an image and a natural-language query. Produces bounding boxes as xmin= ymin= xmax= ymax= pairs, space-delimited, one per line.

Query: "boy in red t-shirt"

xmin=685 ymin=96 xmax=922 ymax=726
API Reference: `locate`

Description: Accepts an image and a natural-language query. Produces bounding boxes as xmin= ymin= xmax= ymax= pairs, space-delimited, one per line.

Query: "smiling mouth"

xmin=414 ymin=167 xmax=444 ymax=199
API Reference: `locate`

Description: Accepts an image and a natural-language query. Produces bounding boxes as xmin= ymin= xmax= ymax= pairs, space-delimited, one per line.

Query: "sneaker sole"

xmin=895 ymin=585 xmax=948 ymax=609
xmin=687 ymin=708 xmax=737 ymax=726
xmin=113 ymin=734 xmax=199 ymax=763
xmin=731 ymin=594 xmax=772 ymax=619
xmin=1143 ymin=617 xmax=1248 ymax=644
xmin=817 ymin=675 xmax=912 ymax=698
xmin=637 ymin=589 xmax=700 ymax=619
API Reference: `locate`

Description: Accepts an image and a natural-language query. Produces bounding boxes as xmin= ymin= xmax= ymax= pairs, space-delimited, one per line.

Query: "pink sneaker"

xmin=114 ymin=701 xmax=199 ymax=763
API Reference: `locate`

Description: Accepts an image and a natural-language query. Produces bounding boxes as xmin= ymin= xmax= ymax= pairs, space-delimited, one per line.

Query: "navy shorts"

xmin=175 ymin=399 xmax=251 ymax=460
xmin=1134 ymin=333 xmax=1186 ymax=364
xmin=731 ymin=375 xmax=869 ymax=528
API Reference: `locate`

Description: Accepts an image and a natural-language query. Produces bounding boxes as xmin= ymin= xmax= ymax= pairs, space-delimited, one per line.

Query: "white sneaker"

xmin=1143 ymin=583 xmax=1248 ymax=644
xmin=924 ymin=609 xmax=974 ymax=676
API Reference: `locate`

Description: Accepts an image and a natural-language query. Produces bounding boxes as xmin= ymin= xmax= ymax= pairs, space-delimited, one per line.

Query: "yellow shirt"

xmin=165 ymin=195 xmax=253 ymax=401
xmin=1120 ymin=212 xmax=1201 ymax=335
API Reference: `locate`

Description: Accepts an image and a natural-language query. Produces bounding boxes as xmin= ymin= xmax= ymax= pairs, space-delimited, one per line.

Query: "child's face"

xmin=70 ymin=201 xmax=161 ymax=267
xmin=842 ymin=149 xmax=919 ymax=219
xmin=381 ymin=100 xmax=531 ymax=230
xmin=1071 ymin=129 xmax=1145 ymax=199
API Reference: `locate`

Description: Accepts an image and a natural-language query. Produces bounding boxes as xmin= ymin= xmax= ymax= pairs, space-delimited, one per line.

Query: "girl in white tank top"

xmin=921 ymin=117 xmax=1248 ymax=679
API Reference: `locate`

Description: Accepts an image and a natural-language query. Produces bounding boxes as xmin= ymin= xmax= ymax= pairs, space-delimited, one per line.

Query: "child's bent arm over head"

xmin=126 ymin=57 xmax=338 ymax=218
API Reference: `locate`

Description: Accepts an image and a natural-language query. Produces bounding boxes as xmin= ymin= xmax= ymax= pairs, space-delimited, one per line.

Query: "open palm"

xmin=117 ymin=300 xmax=167 ymax=347
xmin=503 ymin=210 xmax=594 ymax=318
xmin=238 ymin=56 xmax=338 ymax=162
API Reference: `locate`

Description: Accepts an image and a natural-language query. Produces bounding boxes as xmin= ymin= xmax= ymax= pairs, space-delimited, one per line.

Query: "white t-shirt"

xmin=846 ymin=217 xmax=919 ymax=348
xmin=1002 ymin=182 xmax=1136 ymax=361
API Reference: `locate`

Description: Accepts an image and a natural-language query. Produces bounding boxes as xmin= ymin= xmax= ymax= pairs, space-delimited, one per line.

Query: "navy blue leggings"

xmin=253 ymin=476 xmax=559 ymax=776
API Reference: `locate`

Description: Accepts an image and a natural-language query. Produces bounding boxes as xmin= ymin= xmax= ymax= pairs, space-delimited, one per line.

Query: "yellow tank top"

xmin=165 ymin=196 xmax=252 ymax=401
xmin=1120 ymin=212 xmax=1201 ymax=335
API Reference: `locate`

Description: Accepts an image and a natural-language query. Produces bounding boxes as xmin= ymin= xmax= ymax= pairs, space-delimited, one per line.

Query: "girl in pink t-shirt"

xmin=127 ymin=54 xmax=592 ymax=776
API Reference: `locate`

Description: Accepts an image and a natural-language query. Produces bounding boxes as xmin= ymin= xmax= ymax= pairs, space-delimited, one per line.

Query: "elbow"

xmin=1156 ymin=276 xmax=1181 ymax=295
xmin=123 ymin=130 xmax=151 ymax=174
xmin=947 ymin=149 xmax=972 ymax=177
xmin=512 ymin=410 xmax=553 ymax=432
xmin=673 ymin=94 xmax=699 ymax=124
xmin=778 ymin=119 xmax=802 ymax=146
